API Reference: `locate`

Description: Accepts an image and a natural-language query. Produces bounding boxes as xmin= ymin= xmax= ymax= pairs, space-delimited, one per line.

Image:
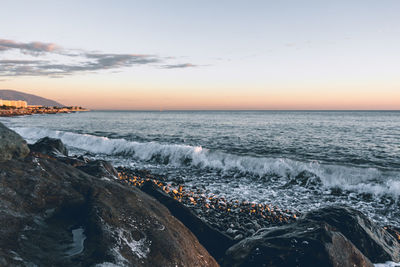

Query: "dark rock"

xmin=227 ymin=228 xmax=237 ymax=235
xmin=222 ymin=206 xmax=400 ymax=266
xmin=77 ymin=160 xmax=118 ymax=180
xmin=233 ymin=234 xmax=244 ymax=241
xmin=0 ymin=157 xmax=218 ymax=266
xmin=141 ymin=180 xmax=235 ymax=261
xmin=0 ymin=122 xmax=29 ymax=161
xmin=56 ymin=156 xmax=87 ymax=167
xmin=29 ymin=137 xmax=68 ymax=157
xmin=222 ymin=217 xmax=374 ymax=267
xmin=304 ymin=206 xmax=400 ymax=263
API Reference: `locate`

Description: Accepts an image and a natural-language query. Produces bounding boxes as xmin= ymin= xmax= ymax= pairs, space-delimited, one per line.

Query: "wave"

xmin=13 ymin=127 xmax=400 ymax=197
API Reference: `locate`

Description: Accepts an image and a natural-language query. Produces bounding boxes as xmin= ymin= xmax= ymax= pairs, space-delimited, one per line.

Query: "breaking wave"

xmin=14 ymin=127 xmax=400 ymax=197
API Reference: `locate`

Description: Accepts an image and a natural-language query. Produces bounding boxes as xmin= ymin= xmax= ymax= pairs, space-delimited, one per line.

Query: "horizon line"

xmin=90 ymin=109 xmax=400 ymax=112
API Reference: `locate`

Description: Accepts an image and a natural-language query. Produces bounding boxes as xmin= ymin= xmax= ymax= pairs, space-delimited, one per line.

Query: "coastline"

xmin=0 ymin=106 xmax=89 ymax=117
xmin=1 ymin=121 xmax=400 ymax=266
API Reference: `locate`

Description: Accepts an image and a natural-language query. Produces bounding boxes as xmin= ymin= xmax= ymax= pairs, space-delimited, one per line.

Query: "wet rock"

xmin=227 ymin=228 xmax=237 ymax=235
xmin=0 ymin=122 xmax=29 ymax=161
xmin=0 ymin=157 xmax=217 ymax=266
xmin=304 ymin=206 xmax=400 ymax=263
xmin=28 ymin=137 xmax=68 ymax=157
xmin=222 ymin=216 xmax=373 ymax=267
xmin=233 ymin=234 xmax=244 ymax=241
xmin=141 ymin=180 xmax=235 ymax=261
xmin=77 ymin=160 xmax=118 ymax=180
xmin=222 ymin=206 xmax=400 ymax=266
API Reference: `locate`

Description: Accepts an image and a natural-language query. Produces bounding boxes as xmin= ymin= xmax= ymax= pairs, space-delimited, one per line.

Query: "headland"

xmin=0 ymin=105 xmax=89 ymax=117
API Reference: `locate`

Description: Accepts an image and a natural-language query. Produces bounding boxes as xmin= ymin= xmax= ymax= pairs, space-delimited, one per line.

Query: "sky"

xmin=0 ymin=0 xmax=399 ymax=110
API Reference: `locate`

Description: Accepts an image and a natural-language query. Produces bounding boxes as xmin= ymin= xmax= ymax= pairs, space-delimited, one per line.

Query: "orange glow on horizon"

xmin=1 ymin=78 xmax=399 ymax=110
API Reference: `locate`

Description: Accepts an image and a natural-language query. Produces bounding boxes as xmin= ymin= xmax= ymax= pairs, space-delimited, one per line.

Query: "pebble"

xmin=116 ymin=166 xmax=299 ymax=239
xmin=234 ymin=234 xmax=244 ymax=240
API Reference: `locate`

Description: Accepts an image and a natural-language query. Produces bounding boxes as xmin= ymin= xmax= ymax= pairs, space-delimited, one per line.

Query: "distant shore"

xmin=0 ymin=106 xmax=89 ymax=117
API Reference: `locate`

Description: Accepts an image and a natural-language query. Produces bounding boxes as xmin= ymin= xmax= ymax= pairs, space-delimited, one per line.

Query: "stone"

xmin=222 ymin=206 xmax=400 ymax=267
xmin=28 ymin=137 xmax=68 ymax=157
xmin=77 ymin=160 xmax=118 ymax=180
xmin=0 ymin=122 xmax=29 ymax=161
xmin=0 ymin=156 xmax=217 ymax=266
xmin=304 ymin=206 xmax=400 ymax=263
xmin=141 ymin=180 xmax=235 ymax=261
xmin=222 ymin=218 xmax=373 ymax=267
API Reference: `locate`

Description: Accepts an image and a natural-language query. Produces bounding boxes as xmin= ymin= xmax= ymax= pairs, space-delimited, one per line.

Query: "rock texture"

xmin=222 ymin=206 xmax=399 ymax=267
xmin=28 ymin=136 xmax=68 ymax=157
xmin=0 ymin=156 xmax=218 ymax=266
xmin=141 ymin=180 xmax=235 ymax=261
xmin=0 ymin=122 xmax=29 ymax=161
xmin=77 ymin=160 xmax=119 ymax=180
xmin=28 ymin=138 xmax=119 ymax=180
xmin=304 ymin=206 xmax=400 ymax=263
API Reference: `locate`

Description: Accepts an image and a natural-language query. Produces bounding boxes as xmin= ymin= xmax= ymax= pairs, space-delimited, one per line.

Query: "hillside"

xmin=0 ymin=89 xmax=64 ymax=107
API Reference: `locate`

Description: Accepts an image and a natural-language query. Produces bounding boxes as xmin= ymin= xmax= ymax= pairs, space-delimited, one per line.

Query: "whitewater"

xmin=1 ymin=110 xmax=399 ymax=227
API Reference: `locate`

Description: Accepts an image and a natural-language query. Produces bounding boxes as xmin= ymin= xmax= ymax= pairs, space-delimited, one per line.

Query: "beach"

xmin=1 ymin=117 xmax=400 ymax=266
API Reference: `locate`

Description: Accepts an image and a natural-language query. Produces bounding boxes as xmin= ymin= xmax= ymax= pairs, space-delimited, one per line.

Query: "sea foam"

xmin=14 ymin=127 xmax=400 ymax=197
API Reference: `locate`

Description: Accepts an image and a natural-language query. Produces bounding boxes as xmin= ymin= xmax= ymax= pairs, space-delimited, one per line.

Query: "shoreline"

xmin=117 ymin=166 xmax=298 ymax=240
xmin=1 ymin=122 xmax=399 ymax=266
xmin=0 ymin=106 xmax=89 ymax=117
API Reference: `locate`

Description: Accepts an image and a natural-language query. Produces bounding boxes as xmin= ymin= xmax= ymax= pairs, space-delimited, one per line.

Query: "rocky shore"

xmin=1 ymin=122 xmax=399 ymax=266
xmin=0 ymin=106 xmax=88 ymax=117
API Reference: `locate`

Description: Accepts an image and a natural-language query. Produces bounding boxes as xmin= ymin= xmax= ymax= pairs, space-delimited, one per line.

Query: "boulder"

xmin=141 ymin=180 xmax=235 ymax=261
xmin=0 ymin=122 xmax=29 ymax=161
xmin=222 ymin=206 xmax=400 ymax=267
xmin=0 ymin=156 xmax=218 ymax=266
xmin=222 ymin=218 xmax=373 ymax=267
xmin=77 ymin=160 xmax=118 ymax=180
xmin=28 ymin=136 xmax=68 ymax=157
xmin=304 ymin=206 xmax=400 ymax=263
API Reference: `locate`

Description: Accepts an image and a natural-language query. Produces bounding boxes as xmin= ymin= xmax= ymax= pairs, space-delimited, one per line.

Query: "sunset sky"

xmin=1 ymin=0 xmax=399 ymax=110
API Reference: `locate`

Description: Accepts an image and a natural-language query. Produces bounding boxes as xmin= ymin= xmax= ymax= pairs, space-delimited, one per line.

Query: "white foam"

xmin=13 ymin=127 xmax=400 ymax=197
xmin=374 ymin=262 xmax=400 ymax=267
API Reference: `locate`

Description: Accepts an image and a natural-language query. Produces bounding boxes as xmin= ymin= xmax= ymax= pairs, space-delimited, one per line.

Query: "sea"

xmin=1 ymin=110 xmax=400 ymax=228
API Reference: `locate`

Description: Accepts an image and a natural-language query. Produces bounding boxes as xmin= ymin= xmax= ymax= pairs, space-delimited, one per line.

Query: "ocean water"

xmin=2 ymin=110 xmax=400 ymax=227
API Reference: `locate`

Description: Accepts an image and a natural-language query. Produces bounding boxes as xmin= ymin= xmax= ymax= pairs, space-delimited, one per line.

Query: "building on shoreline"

xmin=0 ymin=99 xmax=28 ymax=108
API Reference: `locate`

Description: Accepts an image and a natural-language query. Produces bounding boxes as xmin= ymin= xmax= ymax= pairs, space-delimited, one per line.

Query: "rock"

xmin=222 ymin=206 xmax=400 ymax=267
xmin=141 ymin=180 xmax=235 ymax=261
xmin=77 ymin=160 xmax=118 ymax=180
xmin=29 ymin=137 xmax=68 ymax=157
xmin=0 ymin=122 xmax=29 ymax=161
xmin=0 ymin=156 xmax=218 ymax=266
xmin=222 ymin=217 xmax=374 ymax=267
xmin=304 ymin=206 xmax=400 ymax=263
xmin=227 ymin=228 xmax=237 ymax=235
xmin=233 ymin=234 xmax=244 ymax=241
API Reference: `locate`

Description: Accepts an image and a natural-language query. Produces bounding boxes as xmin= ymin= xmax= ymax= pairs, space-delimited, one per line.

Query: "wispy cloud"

xmin=0 ymin=39 xmax=59 ymax=54
xmin=0 ymin=38 xmax=198 ymax=77
xmin=161 ymin=63 xmax=197 ymax=69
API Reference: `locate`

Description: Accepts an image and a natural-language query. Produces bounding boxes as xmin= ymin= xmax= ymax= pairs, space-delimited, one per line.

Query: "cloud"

xmin=0 ymin=39 xmax=59 ymax=54
xmin=85 ymin=53 xmax=160 ymax=68
xmin=161 ymin=63 xmax=197 ymax=69
xmin=0 ymin=59 xmax=44 ymax=64
xmin=0 ymin=38 xmax=199 ymax=77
